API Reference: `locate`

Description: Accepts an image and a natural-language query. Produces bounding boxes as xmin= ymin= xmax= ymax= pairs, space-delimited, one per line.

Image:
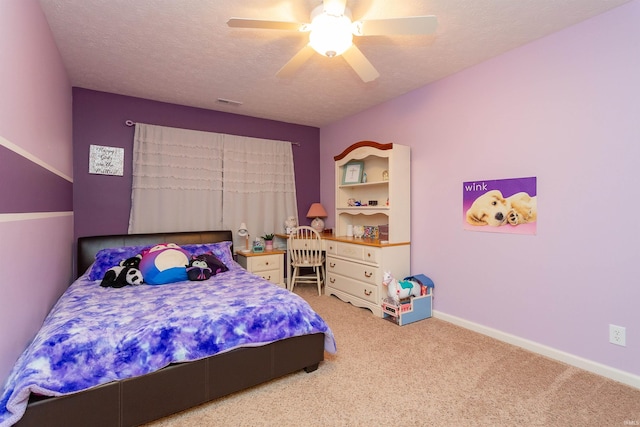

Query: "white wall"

xmin=320 ymin=1 xmax=640 ymax=385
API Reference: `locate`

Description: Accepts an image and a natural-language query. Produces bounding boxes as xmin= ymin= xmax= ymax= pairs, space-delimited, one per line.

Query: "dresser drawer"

xmin=361 ymin=247 xmax=380 ymax=264
xmin=335 ymin=242 xmax=364 ymax=261
xmin=326 ymin=256 xmax=379 ymax=285
xmin=249 ymin=254 xmax=281 ymax=272
xmin=334 ymin=242 xmax=380 ymax=264
xmin=327 ymin=272 xmax=378 ymax=304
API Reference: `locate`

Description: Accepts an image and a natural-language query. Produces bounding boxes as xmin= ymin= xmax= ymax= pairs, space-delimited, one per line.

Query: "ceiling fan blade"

xmin=341 ymin=45 xmax=379 ymax=83
xmin=276 ymin=45 xmax=316 ymax=78
xmin=322 ymin=0 xmax=347 ymax=16
xmin=356 ymin=15 xmax=437 ymax=36
xmin=227 ymin=18 xmax=305 ymax=31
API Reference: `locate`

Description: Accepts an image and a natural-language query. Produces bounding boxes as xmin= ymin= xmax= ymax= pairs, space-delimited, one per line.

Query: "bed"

xmin=0 ymin=230 xmax=336 ymax=427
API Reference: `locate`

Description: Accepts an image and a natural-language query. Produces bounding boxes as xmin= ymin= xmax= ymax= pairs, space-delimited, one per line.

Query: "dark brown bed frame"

xmin=14 ymin=230 xmax=325 ymax=427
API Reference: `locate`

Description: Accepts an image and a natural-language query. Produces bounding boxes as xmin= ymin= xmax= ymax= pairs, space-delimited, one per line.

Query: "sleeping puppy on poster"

xmin=466 ymin=190 xmax=537 ymax=226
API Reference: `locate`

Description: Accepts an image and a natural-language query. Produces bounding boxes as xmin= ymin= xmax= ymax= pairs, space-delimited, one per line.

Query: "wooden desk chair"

xmin=287 ymin=226 xmax=324 ymax=295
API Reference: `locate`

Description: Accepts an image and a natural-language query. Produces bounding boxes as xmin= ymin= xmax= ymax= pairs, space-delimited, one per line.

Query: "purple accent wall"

xmin=73 ymin=88 xmax=320 ymax=239
xmin=0 ymin=146 xmax=72 ymax=213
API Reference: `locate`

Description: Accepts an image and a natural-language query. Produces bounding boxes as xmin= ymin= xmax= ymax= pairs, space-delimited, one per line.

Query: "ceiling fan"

xmin=227 ymin=0 xmax=437 ymax=82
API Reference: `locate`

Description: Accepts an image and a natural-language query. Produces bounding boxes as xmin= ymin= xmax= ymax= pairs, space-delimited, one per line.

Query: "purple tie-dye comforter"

xmin=0 ymin=265 xmax=336 ymax=426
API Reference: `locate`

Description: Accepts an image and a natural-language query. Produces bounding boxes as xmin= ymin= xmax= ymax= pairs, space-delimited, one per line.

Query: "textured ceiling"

xmin=38 ymin=0 xmax=630 ymax=127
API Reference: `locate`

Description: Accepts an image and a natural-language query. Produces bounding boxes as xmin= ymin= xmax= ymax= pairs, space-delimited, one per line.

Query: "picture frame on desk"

xmin=342 ymin=161 xmax=364 ymax=184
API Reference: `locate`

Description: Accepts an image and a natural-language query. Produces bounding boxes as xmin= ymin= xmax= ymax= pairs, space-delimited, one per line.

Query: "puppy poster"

xmin=463 ymin=177 xmax=537 ymax=235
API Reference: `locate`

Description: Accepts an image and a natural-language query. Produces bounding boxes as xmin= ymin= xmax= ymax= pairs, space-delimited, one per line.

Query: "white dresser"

xmin=325 ymin=239 xmax=410 ymax=317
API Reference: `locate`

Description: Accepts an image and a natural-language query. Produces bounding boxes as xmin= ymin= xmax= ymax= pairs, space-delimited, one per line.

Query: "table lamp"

xmin=238 ymin=223 xmax=249 ymax=251
xmin=306 ymin=203 xmax=328 ymax=233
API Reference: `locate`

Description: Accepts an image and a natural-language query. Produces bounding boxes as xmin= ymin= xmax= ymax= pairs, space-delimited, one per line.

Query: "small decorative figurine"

xmin=284 ymin=216 xmax=297 ymax=234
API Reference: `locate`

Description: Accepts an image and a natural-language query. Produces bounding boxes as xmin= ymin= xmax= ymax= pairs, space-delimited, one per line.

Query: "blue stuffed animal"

xmin=139 ymin=243 xmax=189 ymax=285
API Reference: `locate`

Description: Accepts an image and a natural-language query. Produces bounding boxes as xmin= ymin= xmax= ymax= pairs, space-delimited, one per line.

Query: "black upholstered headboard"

xmin=76 ymin=230 xmax=234 ymax=279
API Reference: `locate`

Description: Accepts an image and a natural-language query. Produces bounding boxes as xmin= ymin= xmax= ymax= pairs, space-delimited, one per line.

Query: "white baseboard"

xmin=433 ymin=310 xmax=640 ymax=390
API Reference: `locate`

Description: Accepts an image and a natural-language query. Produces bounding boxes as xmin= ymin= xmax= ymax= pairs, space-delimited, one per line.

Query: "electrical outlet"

xmin=609 ymin=324 xmax=626 ymax=347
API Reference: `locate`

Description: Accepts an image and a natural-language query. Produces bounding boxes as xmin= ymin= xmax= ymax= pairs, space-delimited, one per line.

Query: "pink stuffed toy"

xmin=139 ymin=243 xmax=189 ymax=285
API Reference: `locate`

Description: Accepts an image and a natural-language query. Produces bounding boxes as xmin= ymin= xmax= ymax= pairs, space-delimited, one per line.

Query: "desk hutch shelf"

xmin=327 ymin=141 xmax=411 ymax=316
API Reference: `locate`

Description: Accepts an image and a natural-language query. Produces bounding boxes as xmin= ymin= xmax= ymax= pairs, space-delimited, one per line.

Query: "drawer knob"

xmin=364 ymin=271 xmax=373 ymax=278
xmin=265 ymin=261 xmax=270 ymax=265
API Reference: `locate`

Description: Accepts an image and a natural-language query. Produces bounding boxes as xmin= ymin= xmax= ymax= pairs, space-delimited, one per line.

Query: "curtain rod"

xmin=124 ymin=119 xmax=301 ymax=146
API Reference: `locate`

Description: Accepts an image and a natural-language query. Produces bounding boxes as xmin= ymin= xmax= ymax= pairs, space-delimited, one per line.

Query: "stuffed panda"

xmin=100 ymin=255 xmax=144 ymax=288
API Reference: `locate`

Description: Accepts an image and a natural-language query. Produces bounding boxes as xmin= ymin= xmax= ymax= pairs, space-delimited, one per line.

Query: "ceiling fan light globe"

xmin=309 ymin=13 xmax=353 ymax=57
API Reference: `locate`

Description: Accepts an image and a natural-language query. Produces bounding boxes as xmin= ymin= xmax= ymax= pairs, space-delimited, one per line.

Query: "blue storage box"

xmin=381 ymin=274 xmax=434 ymax=326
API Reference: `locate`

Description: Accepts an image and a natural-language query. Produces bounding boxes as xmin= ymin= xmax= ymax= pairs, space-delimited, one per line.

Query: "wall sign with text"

xmin=89 ymin=145 xmax=124 ymax=176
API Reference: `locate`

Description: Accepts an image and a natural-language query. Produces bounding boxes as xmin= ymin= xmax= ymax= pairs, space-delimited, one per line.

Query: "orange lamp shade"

xmin=306 ymin=203 xmax=328 ymax=218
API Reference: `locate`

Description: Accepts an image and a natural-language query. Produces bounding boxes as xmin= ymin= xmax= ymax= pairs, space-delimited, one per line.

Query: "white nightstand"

xmin=236 ymin=249 xmax=286 ymax=288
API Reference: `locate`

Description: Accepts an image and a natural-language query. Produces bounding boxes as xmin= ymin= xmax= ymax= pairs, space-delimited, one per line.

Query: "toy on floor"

xmin=100 ymin=255 xmax=144 ymax=288
xmin=382 ymin=271 xmax=421 ymax=303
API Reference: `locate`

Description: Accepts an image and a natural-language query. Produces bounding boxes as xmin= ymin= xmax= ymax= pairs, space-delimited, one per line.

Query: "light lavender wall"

xmin=320 ymin=1 xmax=640 ymax=380
xmin=73 ymin=89 xmax=320 ymax=240
xmin=0 ymin=0 xmax=73 ymax=386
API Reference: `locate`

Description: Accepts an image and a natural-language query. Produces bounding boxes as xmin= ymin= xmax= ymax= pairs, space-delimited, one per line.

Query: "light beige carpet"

xmin=147 ymin=285 xmax=640 ymax=426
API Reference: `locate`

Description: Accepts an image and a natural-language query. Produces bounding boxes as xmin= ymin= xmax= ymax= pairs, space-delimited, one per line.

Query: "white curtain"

xmin=222 ymin=136 xmax=298 ymax=248
xmin=129 ymin=123 xmax=298 ymax=247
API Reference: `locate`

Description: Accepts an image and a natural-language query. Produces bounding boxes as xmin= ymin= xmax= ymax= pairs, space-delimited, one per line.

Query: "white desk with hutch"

xmin=281 ymin=141 xmax=411 ymax=317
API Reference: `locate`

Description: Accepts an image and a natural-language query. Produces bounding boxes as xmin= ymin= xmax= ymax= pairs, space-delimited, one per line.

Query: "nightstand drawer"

xmin=255 ymin=268 xmax=281 ymax=284
xmin=249 ymin=254 xmax=281 ymax=272
xmin=236 ymin=250 xmax=285 ymax=288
